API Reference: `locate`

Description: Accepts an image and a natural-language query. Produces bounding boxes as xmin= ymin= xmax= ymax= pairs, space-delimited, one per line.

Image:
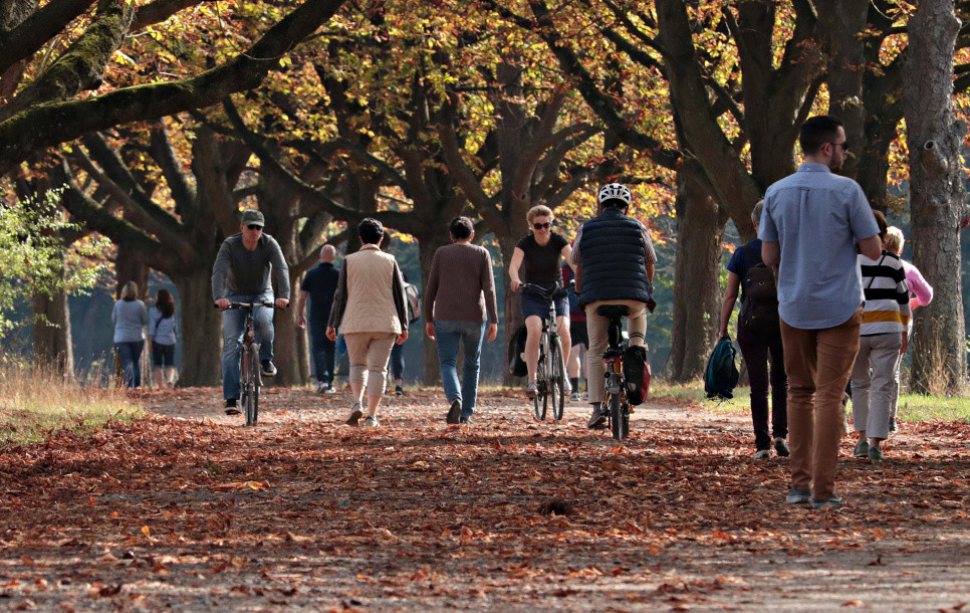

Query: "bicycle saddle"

xmin=596 ymin=305 xmax=630 ymax=319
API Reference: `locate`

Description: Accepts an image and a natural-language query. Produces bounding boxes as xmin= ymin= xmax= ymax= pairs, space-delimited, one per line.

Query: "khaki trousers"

xmin=344 ymin=332 xmax=397 ymax=398
xmin=585 ymin=300 xmax=647 ymax=404
xmin=780 ymin=308 xmax=862 ymax=501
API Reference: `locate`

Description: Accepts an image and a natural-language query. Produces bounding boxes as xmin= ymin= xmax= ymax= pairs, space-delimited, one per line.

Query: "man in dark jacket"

xmin=297 ymin=244 xmax=340 ymax=394
xmin=572 ymin=184 xmax=657 ymax=428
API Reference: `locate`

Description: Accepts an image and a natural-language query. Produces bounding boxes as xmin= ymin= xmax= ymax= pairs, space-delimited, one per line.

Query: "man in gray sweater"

xmin=212 ymin=209 xmax=290 ymax=414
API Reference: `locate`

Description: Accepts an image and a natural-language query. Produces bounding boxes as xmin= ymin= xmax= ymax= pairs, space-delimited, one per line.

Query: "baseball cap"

xmin=240 ymin=209 xmax=264 ymax=227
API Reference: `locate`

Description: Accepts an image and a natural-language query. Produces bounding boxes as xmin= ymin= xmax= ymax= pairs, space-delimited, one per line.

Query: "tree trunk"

xmin=174 ymin=269 xmax=224 ymax=387
xmin=669 ymin=168 xmax=726 ymax=382
xmin=419 ymin=235 xmax=442 ymax=386
xmin=272 ymin=297 xmax=308 ymax=387
xmin=31 ymin=270 xmax=75 ymax=380
xmin=903 ymin=0 xmax=967 ymax=394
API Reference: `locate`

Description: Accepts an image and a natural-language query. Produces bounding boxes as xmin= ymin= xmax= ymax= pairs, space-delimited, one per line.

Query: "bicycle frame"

xmin=226 ymin=301 xmax=275 ymax=426
xmin=521 ymin=283 xmax=568 ymax=421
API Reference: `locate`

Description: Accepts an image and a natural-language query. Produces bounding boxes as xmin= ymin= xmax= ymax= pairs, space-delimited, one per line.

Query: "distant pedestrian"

xmin=327 ymin=218 xmax=409 ymax=427
xmin=718 ymin=200 xmax=789 ymax=460
xmin=113 ymin=281 xmax=148 ymax=388
xmin=760 ymin=115 xmax=882 ymax=510
xmin=297 ymin=245 xmax=340 ymax=394
xmin=424 ymin=217 xmax=499 ymax=424
xmin=882 ymin=226 xmax=933 ymax=431
xmin=148 ymin=288 xmax=178 ymax=387
xmin=561 ymin=263 xmax=587 ymax=402
xmin=850 ymin=211 xmax=910 ymax=464
xmin=388 ymin=273 xmax=419 ymax=396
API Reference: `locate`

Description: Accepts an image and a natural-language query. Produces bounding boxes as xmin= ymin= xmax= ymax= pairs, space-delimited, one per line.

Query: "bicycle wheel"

xmin=609 ymin=390 xmax=625 ymax=441
xmin=548 ymin=336 xmax=565 ymax=420
xmin=246 ymin=347 xmax=260 ymax=426
xmin=534 ymin=341 xmax=547 ymax=421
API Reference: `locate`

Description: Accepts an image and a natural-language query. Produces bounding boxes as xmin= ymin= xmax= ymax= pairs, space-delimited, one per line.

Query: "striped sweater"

xmin=859 ymin=251 xmax=911 ymax=335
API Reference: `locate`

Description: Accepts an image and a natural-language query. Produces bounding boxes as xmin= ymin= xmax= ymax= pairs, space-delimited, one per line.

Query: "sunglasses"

xmin=532 ymin=222 xmax=552 ymax=230
xmin=830 ymin=141 xmax=850 ymax=151
xmin=247 ymin=224 xmax=263 ymax=231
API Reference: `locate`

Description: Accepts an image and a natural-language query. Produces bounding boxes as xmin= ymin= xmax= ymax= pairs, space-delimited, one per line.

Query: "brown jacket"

xmin=328 ymin=244 xmax=408 ymax=334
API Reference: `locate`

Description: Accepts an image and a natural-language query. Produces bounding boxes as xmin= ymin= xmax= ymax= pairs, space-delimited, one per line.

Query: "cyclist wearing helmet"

xmin=508 ymin=204 xmax=573 ymax=399
xmin=572 ymin=184 xmax=657 ymax=428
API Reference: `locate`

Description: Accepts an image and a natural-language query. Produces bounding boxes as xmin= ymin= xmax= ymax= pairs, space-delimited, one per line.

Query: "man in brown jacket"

xmin=424 ymin=217 xmax=499 ymax=424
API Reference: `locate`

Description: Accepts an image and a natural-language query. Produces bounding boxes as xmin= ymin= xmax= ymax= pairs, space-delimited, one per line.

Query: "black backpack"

xmin=507 ymin=324 xmax=528 ymax=377
xmin=738 ymin=244 xmax=780 ymax=334
xmin=704 ymin=338 xmax=740 ymax=400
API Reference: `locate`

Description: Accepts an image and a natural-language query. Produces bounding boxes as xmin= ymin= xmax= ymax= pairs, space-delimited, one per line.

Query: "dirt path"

xmin=1 ymin=386 xmax=969 ymax=611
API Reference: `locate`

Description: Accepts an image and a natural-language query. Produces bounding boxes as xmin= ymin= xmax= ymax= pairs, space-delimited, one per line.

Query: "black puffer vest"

xmin=578 ymin=208 xmax=652 ymax=306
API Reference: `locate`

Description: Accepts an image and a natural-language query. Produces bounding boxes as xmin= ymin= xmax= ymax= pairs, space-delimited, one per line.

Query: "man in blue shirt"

xmin=760 ymin=116 xmax=881 ymax=510
xmin=297 ymin=244 xmax=340 ymax=394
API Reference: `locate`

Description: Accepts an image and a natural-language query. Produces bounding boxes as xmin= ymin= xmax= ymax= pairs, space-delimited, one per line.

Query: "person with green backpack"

xmin=718 ymin=200 xmax=789 ymax=460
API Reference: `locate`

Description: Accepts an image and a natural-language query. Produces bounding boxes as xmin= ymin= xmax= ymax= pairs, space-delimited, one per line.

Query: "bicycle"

xmin=224 ymin=301 xmax=277 ymax=426
xmin=520 ymin=283 xmax=568 ymax=421
xmin=597 ymin=304 xmax=632 ymax=441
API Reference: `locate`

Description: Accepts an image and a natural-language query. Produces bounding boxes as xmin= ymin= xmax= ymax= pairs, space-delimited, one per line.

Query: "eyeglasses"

xmin=532 ymin=222 xmax=552 ymax=230
xmin=247 ymin=224 xmax=263 ymax=231
xmin=830 ymin=141 xmax=850 ymax=151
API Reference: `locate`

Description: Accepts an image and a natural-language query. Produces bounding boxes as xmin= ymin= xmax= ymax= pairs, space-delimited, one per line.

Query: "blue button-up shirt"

xmin=759 ymin=163 xmax=880 ymax=329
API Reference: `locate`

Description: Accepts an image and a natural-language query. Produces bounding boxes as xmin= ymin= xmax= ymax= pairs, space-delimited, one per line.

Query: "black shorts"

xmin=152 ymin=343 xmax=176 ymax=368
xmin=569 ymin=320 xmax=589 ymax=348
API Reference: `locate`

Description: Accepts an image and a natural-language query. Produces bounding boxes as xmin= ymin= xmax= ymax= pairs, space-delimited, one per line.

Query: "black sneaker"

xmin=774 ymin=437 xmax=791 ymax=457
xmin=395 ymin=385 xmax=404 ymax=396
xmin=224 ymin=398 xmax=240 ymax=416
xmin=316 ymin=382 xmax=329 ymax=394
xmin=446 ymin=399 xmax=462 ymax=424
xmin=261 ymin=360 xmax=277 ymax=377
xmin=459 ymin=415 xmax=474 ymax=424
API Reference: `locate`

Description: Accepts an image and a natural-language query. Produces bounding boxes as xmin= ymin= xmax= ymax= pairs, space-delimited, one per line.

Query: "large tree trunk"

xmin=903 ymin=0 xmax=967 ymax=394
xmin=174 ymin=269 xmax=224 ymax=387
xmin=669 ymin=169 xmax=726 ymax=382
xmin=31 ymin=268 xmax=74 ymax=380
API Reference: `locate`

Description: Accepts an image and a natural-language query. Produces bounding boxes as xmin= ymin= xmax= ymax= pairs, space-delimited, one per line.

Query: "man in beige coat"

xmin=327 ymin=218 xmax=409 ymax=426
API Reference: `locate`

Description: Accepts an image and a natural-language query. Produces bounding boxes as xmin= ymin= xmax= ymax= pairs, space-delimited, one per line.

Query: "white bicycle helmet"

xmin=597 ymin=183 xmax=632 ymax=207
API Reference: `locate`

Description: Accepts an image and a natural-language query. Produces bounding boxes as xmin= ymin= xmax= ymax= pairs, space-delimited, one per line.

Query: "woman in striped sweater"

xmin=850 ymin=211 xmax=911 ymax=463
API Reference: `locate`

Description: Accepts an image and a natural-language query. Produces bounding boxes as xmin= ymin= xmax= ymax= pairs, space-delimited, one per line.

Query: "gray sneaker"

xmin=774 ymin=437 xmax=790 ymax=457
xmin=853 ymin=439 xmax=870 ymax=458
xmin=868 ymin=446 xmax=884 ymax=463
xmin=346 ymin=403 xmax=363 ymax=426
xmin=785 ymin=489 xmax=812 ymax=505
xmin=753 ymin=449 xmax=770 ymax=460
xmin=587 ymin=404 xmax=606 ymax=429
xmin=363 ymin=416 xmax=379 ymax=427
xmin=812 ymin=495 xmax=844 ymax=510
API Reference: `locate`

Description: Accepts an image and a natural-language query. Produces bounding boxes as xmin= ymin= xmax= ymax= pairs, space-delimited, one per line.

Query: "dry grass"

xmin=0 ymin=366 xmax=143 ymax=447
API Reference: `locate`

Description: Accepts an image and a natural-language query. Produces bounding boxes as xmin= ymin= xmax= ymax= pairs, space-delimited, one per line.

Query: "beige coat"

xmin=331 ymin=244 xmax=405 ymax=335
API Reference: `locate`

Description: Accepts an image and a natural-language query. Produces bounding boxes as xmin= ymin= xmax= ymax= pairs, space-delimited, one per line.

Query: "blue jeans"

xmin=309 ymin=320 xmax=336 ymax=385
xmin=222 ymin=292 xmax=274 ymax=400
xmin=116 ymin=341 xmax=144 ymax=388
xmin=434 ymin=320 xmax=487 ymax=418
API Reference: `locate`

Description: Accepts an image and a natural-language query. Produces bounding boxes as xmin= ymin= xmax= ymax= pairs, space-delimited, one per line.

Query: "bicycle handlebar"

xmin=519 ymin=280 xmax=573 ymax=301
xmin=214 ymin=301 xmax=286 ymax=309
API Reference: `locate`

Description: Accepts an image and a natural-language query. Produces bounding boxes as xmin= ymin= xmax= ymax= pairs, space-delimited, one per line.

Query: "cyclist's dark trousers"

xmin=222 ymin=292 xmax=274 ymax=400
xmin=116 ymin=341 xmax=144 ymax=388
xmin=584 ymin=300 xmax=646 ymax=404
xmin=737 ymin=323 xmax=788 ymax=451
xmin=309 ymin=319 xmax=336 ymax=386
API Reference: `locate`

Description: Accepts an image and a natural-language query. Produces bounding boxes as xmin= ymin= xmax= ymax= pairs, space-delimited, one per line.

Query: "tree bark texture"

xmin=903 ymin=0 xmax=967 ymax=394
xmin=174 ymin=268 xmax=224 ymax=388
xmin=668 ymin=168 xmax=726 ymax=382
xmin=31 ymin=271 xmax=75 ymax=379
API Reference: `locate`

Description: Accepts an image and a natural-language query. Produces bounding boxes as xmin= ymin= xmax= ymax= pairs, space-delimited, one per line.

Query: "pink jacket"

xmin=901 ymin=260 xmax=933 ymax=307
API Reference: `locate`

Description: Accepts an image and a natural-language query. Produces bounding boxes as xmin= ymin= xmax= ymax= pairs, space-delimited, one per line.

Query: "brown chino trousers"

xmin=780 ymin=308 xmax=863 ymax=501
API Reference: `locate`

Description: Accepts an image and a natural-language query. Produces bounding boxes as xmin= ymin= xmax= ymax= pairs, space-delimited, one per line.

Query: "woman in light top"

xmin=112 ymin=281 xmax=148 ymax=388
xmin=148 ymin=288 xmax=179 ymax=387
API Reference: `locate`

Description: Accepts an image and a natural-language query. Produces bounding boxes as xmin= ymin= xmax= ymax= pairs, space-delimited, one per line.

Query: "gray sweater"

xmin=211 ymin=233 xmax=291 ymax=300
xmin=112 ymin=300 xmax=148 ymax=343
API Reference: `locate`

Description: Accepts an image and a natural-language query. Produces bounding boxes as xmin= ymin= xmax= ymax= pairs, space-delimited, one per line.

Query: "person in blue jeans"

xmin=212 ymin=209 xmax=291 ymax=415
xmin=112 ymin=281 xmax=148 ymax=388
xmin=424 ymin=217 xmax=499 ymax=424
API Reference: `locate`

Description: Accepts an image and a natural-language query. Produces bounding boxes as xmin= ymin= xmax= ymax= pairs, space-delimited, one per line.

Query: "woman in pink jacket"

xmin=883 ymin=227 xmax=933 ymax=432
